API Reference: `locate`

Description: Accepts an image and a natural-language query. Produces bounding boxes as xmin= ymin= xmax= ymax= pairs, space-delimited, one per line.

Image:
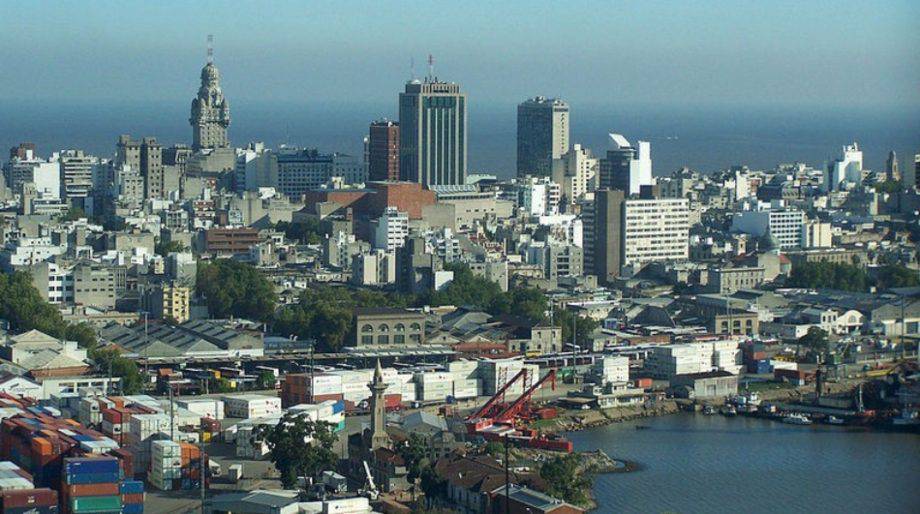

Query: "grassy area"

xmin=529 ymin=418 xmax=560 ymax=430
xmin=742 ymin=381 xmax=795 ymax=392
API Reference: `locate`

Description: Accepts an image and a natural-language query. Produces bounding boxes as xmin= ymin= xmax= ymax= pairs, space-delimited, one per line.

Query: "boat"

xmin=720 ymin=406 xmax=737 ymax=417
xmin=702 ymin=405 xmax=717 ymax=415
xmin=635 ymin=425 xmax=651 ymax=430
xmin=782 ymin=413 xmax=812 ymax=425
xmin=825 ymin=415 xmax=845 ymax=425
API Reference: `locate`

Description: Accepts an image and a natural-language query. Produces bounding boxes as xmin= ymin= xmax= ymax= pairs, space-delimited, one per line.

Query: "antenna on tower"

xmin=427 ymin=54 xmax=434 ymax=81
xmin=207 ymin=34 xmax=214 ymax=64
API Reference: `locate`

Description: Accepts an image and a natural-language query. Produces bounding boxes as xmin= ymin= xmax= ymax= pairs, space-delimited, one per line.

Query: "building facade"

xmin=598 ymin=134 xmax=652 ymax=196
xmin=399 ymin=79 xmax=467 ymax=186
xmin=516 ymin=96 xmax=569 ymax=177
xmin=552 ymin=144 xmax=598 ymax=207
xmin=368 ymin=120 xmax=400 ymax=182
xmin=353 ymin=308 xmax=426 ymax=347
xmin=621 ymin=198 xmax=690 ymax=271
xmin=190 ymin=57 xmax=231 ymax=151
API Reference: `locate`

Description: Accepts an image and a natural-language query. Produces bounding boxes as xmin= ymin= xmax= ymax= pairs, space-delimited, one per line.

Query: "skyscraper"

xmin=886 ymin=150 xmax=900 ymax=181
xmin=116 ymin=135 xmax=163 ymax=199
xmin=368 ymin=120 xmax=400 ymax=181
xmin=552 ymin=143 xmax=598 ymax=206
xmin=190 ymin=46 xmax=230 ymax=151
xmin=54 ymin=149 xmax=98 ymax=210
xmin=517 ymin=96 xmax=569 ymax=177
xmin=399 ymin=76 xmax=467 ymax=186
xmin=824 ymin=142 xmax=862 ymax=192
xmin=583 ymin=189 xmax=625 ymax=285
xmin=598 ymin=133 xmax=652 ymax=195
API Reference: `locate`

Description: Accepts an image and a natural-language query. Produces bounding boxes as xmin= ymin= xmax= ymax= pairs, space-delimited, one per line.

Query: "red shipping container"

xmin=65 ymin=483 xmax=120 ymax=497
xmin=0 ymin=488 xmax=58 ymax=508
xmin=634 ymin=378 xmax=653 ymax=389
xmin=311 ymin=393 xmax=344 ymax=402
xmin=122 ymin=493 xmax=145 ymax=504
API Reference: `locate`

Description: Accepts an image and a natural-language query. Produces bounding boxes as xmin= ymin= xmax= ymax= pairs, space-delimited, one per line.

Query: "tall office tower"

xmin=598 ymin=133 xmax=652 ymax=195
xmin=620 ymin=197 xmax=689 ymax=271
xmin=552 ymin=143 xmax=598 ymax=206
xmin=914 ymin=153 xmax=919 ymax=190
xmin=368 ymin=120 xmax=400 ymax=181
xmin=399 ymin=74 xmax=467 ymax=186
xmin=190 ymin=43 xmax=231 ymax=151
xmin=824 ymin=142 xmax=862 ymax=191
xmin=517 ymin=96 xmax=569 ymax=177
xmin=54 ymin=149 xmax=98 ymax=209
xmin=584 ymin=189 xmax=625 ymax=285
xmin=885 ymin=150 xmax=900 ymax=181
xmin=115 ymin=135 xmax=163 ymax=199
xmin=585 ymin=190 xmax=689 ymax=283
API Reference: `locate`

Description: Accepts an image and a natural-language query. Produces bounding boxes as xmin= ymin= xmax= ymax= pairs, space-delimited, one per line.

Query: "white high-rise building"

xmin=731 ymin=200 xmax=805 ymax=249
xmin=552 ymin=144 xmax=598 ymax=205
xmin=5 ymin=149 xmax=61 ymax=200
xmin=519 ymin=176 xmax=561 ymax=216
xmin=599 ymin=133 xmax=653 ymax=196
xmin=372 ymin=207 xmax=409 ymax=251
xmin=824 ymin=142 xmax=863 ymax=191
xmin=622 ymin=198 xmax=690 ymax=270
xmin=53 ymin=150 xmax=99 ymax=208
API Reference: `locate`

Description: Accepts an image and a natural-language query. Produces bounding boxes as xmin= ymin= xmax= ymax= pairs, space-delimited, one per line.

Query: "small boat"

xmin=825 ymin=415 xmax=845 ymax=425
xmin=635 ymin=425 xmax=650 ymax=430
xmin=782 ymin=413 xmax=812 ymax=425
xmin=702 ymin=405 xmax=717 ymax=415
xmin=721 ymin=406 xmax=737 ymax=417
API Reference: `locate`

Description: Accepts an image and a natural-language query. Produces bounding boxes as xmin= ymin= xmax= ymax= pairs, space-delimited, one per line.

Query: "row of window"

xmin=360 ymin=323 xmax=422 ymax=333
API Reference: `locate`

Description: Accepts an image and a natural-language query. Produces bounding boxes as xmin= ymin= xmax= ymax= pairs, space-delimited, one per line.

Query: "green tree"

xmin=257 ymin=370 xmax=277 ymax=390
xmin=797 ymin=327 xmax=829 ymax=362
xmin=257 ymin=414 xmax=338 ymax=489
xmin=398 ymin=433 xmax=430 ymax=483
xmin=555 ymin=308 xmax=600 ymax=350
xmin=483 ymin=441 xmax=504 ymax=458
xmin=539 ymin=454 xmax=592 ymax=507
xmin=197 ymin=260 xmax=277 ymax=321
xmin=874 ymin=264 xmax=920 ymax=290
xmin=91 ymin=347 xmax=145 ymax=394
xmin=61 ymin=207 xmax=86 ymax=221
xmin=787 ymin=261 xmax=869 ymax=292
xmin=155 ymin=240 xmax=189 ymax=257
xmin=276 ymin=219 xmax=326 ymax=245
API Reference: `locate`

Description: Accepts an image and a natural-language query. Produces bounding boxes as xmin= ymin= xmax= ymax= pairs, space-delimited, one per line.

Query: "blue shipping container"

xmin=64 ymin=457 xmax=120 ymax=475
xmin=332 ymin=400 xmax=345 ymax=414
xmin=121 ymin=503 xmax=144 ymax=514
xmin=119 ymin=480 xmax=145 ymax=494
xmin=64 ymin=472 xmax=121 ymax=485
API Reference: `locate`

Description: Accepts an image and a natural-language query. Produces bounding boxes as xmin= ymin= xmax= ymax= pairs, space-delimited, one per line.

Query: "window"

xmin=362 ymin=336 xmax=373 ymax=345
xmin=379 ymin=324 xmax=389 ymax=332
xmin=361 ymin=324 xmax=373 ymax=333
xmin=377 ymin=335 xmax=389 ymax=345
xmin=395 ymin=323 xmax=405 ymax=332
xmin=394 ymin=335 xmax=405 ymax=345
xmin=410 ymin=323 xmax=421 ymax=331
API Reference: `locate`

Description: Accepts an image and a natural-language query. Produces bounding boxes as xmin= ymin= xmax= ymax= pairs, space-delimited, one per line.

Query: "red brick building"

xmin=302 ymin=181 xmax=435 ymax=220
xmin=368 ymin=120 xmax=400 ymax=181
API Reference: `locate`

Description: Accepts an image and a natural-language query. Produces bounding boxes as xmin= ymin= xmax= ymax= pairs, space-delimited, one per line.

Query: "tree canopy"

xmin=788 ymin=261 xmax=919 ymax=292
xmin=539 ymin=454 xmax=593 ymax=507
xmin=273 ymin=284 xmax=409 ymax=352
xmin=257 ymin=414 xmax=338 ymax=489
xmin=276 ymin=219 xmax=327 ymax=245
xmin=197 ymin=259 xmax=277 ymax=321
xmin=155 ymin=239 xmax=188 ymax=257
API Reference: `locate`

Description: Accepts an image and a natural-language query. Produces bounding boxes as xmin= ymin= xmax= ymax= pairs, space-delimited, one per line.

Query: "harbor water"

xmin=566 ymin=413 xmax=920 ymax=514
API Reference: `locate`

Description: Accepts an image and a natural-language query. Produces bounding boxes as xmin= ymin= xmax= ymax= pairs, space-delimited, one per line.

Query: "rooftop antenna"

xmin=207 ymin=34 xmax=214 ymax=64
xmin=427 ymin=53 xmax=434 ymax=81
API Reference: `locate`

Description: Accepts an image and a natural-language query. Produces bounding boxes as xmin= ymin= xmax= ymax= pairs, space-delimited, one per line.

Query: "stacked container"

xmin=148 ymin=440 xmax=204 ymax=491
xmin=281 ymin=374 xmax=344 ymax=407
xmin=220 ymin=395 xmax=281 ymax=419
xmin=61 ymin=457 xmax=122 ymax=514
xmin=414 ymin=372 xmax=454 ymax=402
xmin=119 ymin=480 xmax=144 ymax=514
xmin=199 ymin=417 xmax=221 ymax=443
xmin=0 ymin=461 xmax=34 ymax=491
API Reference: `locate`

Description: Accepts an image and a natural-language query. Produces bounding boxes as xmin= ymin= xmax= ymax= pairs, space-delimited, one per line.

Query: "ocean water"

xmin=566 ymin=413 xmax=920 ymax=514
xmin=1 ymin=100 xmax=917 ymax=178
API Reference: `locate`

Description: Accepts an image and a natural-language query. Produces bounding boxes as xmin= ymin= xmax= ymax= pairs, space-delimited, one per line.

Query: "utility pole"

xmin=504 ymin=434 xmax=510 ymax=514
xmin=168 ymin=380 xmax=175 ymax=440
xmin=200 ymin=448 xmax=206 ymax=514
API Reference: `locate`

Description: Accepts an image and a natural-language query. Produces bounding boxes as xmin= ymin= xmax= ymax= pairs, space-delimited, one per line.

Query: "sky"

xmin=2 ymin=0 xmax=919 ymax=110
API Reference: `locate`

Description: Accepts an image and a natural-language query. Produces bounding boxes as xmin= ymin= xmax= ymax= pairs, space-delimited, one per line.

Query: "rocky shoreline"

xmin=538 ymin=400 xmax=681 ymax=433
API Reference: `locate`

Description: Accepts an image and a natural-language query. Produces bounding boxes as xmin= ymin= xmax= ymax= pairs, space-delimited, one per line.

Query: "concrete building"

xmin=599 ymin=133 xmax=653 ymax=196
xmin=583 ymin=189 xmax=625 ymax=284
xmin=399 ymin=78 xmax=467 ymax=186
xmin=351 ymin=250 xmax=396 ymax=286
xmin=247 ymin=149 xmax=365 ymax=196
xmin=5 ymin=151 xmax=60 ymax=200
xmin=671 ymin=371 xmax=738 ymax=399
xmin=731 ymin=201 xmax=805 ymax=249
xmin=353 ymin=308 xmax=426 ymax=347
xmin=519 ymin=176 xmax=561 ymax=216
xmin=621 ymin=198 xmax=689 ymax=271
xmin=190 ymin=53 xmax=231 ymax=151
xmin=71 ymin=262 xmax=117 ymax=310
xmin=371 ymin=207 xmax=409 ymax=252
xmin=203 ymin=228 xmax=264 ymax=257
xmin=115 ymin=135 xmax=163 ymax=199
xmin=517 ymin=96 xmax=569 ymax=177
xmin=824 ymin=142 xmax=862 ymax=191
xmin=368 ymin=120 xmax=399 ymax=181
xmin=552 ymin=144 xmax=598 ymax=206
xmin=709 ymin=266 xmax=766 ymax=294
xmin=142 ymin=283 xmax=191 ymax=323
xmin=801 ymin=221 xmax=833 ymax=249
xmin=53 ymin=149 xmax=98 ymax=210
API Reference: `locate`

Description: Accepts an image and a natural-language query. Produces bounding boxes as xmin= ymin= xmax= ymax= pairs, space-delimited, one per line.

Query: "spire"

xmin=374 ymin=358 xmax=384 ymax=383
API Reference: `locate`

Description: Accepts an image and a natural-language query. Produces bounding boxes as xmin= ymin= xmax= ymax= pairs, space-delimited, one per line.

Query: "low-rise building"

xmin=353 ymin=307 xmax=427 ymax=347
xmin=671 ymin=370 xmax=739 ymax=399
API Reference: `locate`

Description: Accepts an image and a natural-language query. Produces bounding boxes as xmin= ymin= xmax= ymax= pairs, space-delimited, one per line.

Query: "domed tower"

xmin=190 ymin=36 xmax=230 ymax=151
